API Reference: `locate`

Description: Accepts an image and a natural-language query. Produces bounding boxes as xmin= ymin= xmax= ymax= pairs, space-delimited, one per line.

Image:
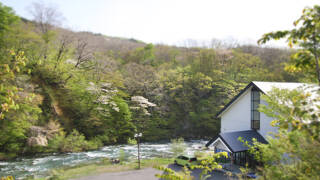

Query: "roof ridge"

xmin=252 ymin=81 xmax=308 ymax=84
xmin=220 ymin=130 xmax=256 ymax=134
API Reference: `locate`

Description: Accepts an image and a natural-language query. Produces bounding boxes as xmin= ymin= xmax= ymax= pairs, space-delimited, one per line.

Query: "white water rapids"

xmin=0 ymin=140 xmax=208 ymax=179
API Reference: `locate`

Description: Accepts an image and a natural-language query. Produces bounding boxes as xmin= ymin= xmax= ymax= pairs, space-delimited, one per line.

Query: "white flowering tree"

xmin=87 ymin=82 xmax=119 ymax=115
xmin=86 ymin=82 xmax=134 ymax=143
xmin=131 ymin=96 xmax=156 ymax=169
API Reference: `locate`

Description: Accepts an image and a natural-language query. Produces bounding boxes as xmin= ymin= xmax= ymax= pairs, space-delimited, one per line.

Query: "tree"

xmin=258 ymin=5 xmax=320 ymax=84
xmin=0 ymin=50 xmax=41 ymax=153
xmin=109 ymin=96 xmax=135 ymax=143
xmin=29 ymin=1 xmax=63 ymax=36
xmin=131 ymin=96 xmax=156 ymax=169
xmin=225 ymin=50 xmax=269 ymax=82
xmin=29 ymin=1 xmax=64 ymax=59
xmin=0 ymin=2 xmax=19 ymax=52
xmin=126 ymin=44 xmax=155 ymax=65
xmin=73 ymin=34 xmax=94 ymax=68
xmin=245 ymin=87 xmax=320 ymax=179
xmin=52 ymin=30 xmax=74 ymax=70
xmin=0 ymin=2 xmax=18 ymax=35
xmin=123 ymin=63 xmax=158 ymax=95
xmin=83 ymin=82 xmax=134 ymax=143
xmin=161 ymin=66 xmax=220 ymax=137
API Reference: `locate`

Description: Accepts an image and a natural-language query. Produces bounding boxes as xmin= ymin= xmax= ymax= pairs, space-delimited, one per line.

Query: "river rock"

xmin=27 ymin=135 xmax=48 ymax=147
xmin=28 ymin=126 xmax=49 ymax=147
xmin=29 ymin=126 xmax=47 ymax=137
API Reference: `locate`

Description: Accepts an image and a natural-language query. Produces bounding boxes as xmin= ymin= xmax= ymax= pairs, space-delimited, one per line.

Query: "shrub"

xmin=194 ymin=150 xmax=205 ymax=158
xmin=47 ymin=131 xmax=66 ymax=152
xmin=118 ymin=148 xmax=129 ymax=163
xmin=95 ymin=134 xmax=112 ymax=145
xmin=127 ymin=137 xmax=137 ymax=145
xmin=86 ymin=137 xmax=103 ymax=150
xmin=48 ymin=129 xmax=103 ymax=152
xmin=0 ymin=176 xmax=14 ymax=180
xmin=60 ymin=129 xmax=88 ymax=152
xmin=170 ymin=138 xmax=187 ymax=157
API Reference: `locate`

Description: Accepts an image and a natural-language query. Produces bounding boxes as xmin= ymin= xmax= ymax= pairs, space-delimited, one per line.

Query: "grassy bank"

xmin=33 ymin=158 xmax=173 ymax=180
xmin=0 ymin=152 xmax=17 ymax=161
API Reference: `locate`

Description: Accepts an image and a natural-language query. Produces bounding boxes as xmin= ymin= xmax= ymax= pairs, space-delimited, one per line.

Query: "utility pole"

xmin=135 ymin=133 xmax=142 ymax=169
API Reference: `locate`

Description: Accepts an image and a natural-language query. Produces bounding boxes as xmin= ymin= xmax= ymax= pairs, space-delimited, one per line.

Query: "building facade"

xmin=206 ymin=81 xmax=310 ymax=166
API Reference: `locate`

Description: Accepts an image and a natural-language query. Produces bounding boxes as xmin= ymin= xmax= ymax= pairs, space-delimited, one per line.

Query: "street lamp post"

xmin=134 ymin=133 xmax=142 ymax=169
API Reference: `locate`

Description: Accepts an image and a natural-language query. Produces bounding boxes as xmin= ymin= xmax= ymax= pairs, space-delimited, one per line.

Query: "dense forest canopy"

xmin=0 ymin=2 xmax=313 ymax=157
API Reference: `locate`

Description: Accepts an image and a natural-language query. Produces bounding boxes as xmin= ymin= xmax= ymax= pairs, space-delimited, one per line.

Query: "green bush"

xmin=127 ymin=137 xmax=137 ymax=145
xmin=95 ymin=134 xmax=112 ymax=145
xmin=170 ymin=138 xmax=187 ymax=157
xmin=48 ymin=129 xmax=103 ymax=152
xmin=47 ymin=131 xmax=66 ymax=152
xmin=0 ymin=152 xmax=16 ymax=160
xmin=86 ymin=137 xmax=103 ymax=150
xmin=118 ymin=148 xmax=129 ymax=163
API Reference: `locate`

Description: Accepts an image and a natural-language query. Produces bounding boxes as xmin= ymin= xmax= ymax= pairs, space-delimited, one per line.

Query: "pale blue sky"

xmin=0 ymin=0 xmax=318 ymax=46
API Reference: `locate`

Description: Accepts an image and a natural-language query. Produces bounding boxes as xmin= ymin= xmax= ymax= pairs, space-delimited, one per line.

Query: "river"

xmin=0 ymin=140 xmax=207 ymax=179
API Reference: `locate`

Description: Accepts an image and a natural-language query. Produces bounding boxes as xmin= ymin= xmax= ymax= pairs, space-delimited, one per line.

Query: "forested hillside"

xmin=0 ymin=2 xmax=309 ymax=158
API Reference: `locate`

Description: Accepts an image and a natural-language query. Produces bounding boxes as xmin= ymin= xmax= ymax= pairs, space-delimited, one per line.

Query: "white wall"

xmin=212 ymin=138 xmax=231 ymax=152
xmin=220 ymin=87 xmax=278 ymax=140
xmin=221 ymin=87 xmax=252 ymax=133
xmin=258 ymin=99 xmax=278 ymax=139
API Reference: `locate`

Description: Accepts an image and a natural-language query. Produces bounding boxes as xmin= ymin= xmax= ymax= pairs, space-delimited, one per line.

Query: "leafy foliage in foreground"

xmin=0 ymin=176 xmax=14 ymax=180
xmin=155 ymin=152 xmax=228 ymax=180
xmin=0 ymin=50 xmax=41 ymax=154
xmin=259 ymin=5 xmax=320 ymax=84
xmin=156 ymin=166 xmax=193 ymax=180
xmin=245 ymin=88 xmax=320 ymax=180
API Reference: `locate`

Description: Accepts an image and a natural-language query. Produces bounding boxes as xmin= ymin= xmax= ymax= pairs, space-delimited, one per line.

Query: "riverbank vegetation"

xmin=0 ymin=1 xmax=315 ymax=159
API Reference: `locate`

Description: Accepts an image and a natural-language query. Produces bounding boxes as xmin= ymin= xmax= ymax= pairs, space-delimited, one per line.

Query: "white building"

xmin=206 ymin=81 xmax=311 ymax=166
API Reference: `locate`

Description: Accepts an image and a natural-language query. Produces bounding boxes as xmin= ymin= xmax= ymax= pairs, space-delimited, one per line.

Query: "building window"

xmin=251 ymin=87 xmax=260 ymax=130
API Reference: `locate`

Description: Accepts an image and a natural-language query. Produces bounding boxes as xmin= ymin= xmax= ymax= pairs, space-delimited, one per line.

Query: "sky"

xmin=1 ymin=0 xmax=319 ymax=47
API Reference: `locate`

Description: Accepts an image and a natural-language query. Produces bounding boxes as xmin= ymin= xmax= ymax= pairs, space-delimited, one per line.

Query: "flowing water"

xmin=0 ymin=140 xmax=207 ymax=179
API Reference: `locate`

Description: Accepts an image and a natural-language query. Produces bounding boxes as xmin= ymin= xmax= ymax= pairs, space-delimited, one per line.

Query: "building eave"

xmin=206 ymin=135 xmax=234 ymax=153
xmin=206 ymin=130 xmax=268 ymax=153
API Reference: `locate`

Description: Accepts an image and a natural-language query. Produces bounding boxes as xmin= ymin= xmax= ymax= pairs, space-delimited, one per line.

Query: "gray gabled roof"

xmin=216 ymin=81 xmax=311 ymax=117
xmin=252 ymin=81 xmax=310 ymax=94
xmin=206 ymin=130 xmax=268 ymax=152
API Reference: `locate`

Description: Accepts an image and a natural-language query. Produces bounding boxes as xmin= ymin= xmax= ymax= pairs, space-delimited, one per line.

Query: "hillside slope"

xmin=0 ymin=2 xmax=308 ymax=158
